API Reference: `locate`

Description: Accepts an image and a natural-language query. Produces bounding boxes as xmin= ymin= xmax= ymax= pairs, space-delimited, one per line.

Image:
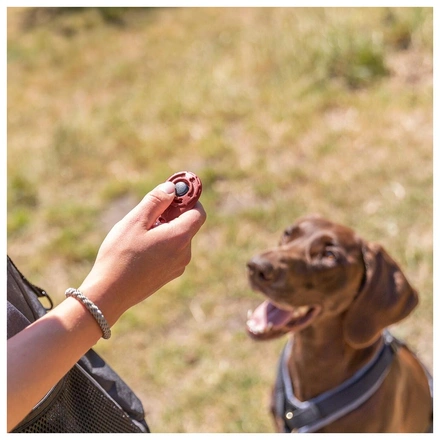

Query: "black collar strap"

xmin=274 ymin=331 xmax=399 ymax=433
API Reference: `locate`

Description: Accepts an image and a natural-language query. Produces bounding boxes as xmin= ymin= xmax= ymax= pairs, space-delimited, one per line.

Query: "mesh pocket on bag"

xmin=13 ymin=364 xmax=145 ymax=433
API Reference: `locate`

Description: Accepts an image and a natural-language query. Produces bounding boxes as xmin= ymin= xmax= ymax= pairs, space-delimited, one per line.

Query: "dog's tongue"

xmin=247 ymin=300 xmax=294 ymax=335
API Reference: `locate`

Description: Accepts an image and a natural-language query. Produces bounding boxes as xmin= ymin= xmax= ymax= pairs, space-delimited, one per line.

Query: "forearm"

xmin=7 ymin=297 xmax=105 ymax=432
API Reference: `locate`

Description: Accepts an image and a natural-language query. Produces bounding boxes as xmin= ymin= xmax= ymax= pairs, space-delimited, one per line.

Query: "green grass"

xmin=7 ymin=7 xmax=433 ymax=433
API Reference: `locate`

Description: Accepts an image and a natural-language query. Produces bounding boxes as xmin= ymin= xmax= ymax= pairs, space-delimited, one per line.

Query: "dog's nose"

xmin=247 ymin=256 xmax=276 ymax=282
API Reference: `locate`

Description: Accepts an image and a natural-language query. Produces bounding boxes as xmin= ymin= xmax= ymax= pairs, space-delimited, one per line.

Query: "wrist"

xmin=77 ymin=280 xmax=127 ymax=328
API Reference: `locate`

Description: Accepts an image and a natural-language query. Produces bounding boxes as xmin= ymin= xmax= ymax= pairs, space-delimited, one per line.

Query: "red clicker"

xmin=155 ymin=171 xmax=202 ymax=225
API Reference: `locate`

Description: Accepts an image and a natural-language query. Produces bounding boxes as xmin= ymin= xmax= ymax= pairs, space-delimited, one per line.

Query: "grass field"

xmin=7 ymin=7 xmax=432 ymax=433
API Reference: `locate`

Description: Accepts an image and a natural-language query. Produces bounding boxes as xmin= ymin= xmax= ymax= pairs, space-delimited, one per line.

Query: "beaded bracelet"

xmin=65 ymin=288 xmax=112 ymax=339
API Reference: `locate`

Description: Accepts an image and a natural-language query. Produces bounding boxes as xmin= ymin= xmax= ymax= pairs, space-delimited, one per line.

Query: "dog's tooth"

xmin=267 ymin=322 xmax=274 ymax=331
xmin=247 ymin=319 xmax=266 ymax=334
xmin=247 ymin=320 xmax=258 ymax=333
xmin=247 ymin=309 xmax=253 ymax=319
xmin=292 ymin=306 xmax=310 ymax=318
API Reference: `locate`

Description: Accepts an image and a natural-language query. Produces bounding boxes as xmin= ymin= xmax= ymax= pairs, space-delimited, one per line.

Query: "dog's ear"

xmin=343 ymin=242 xmax=418 ymax=349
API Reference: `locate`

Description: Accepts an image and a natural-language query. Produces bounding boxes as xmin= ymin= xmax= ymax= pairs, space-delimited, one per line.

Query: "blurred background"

xmin=7 ymin=7 xmax=432 ymax=433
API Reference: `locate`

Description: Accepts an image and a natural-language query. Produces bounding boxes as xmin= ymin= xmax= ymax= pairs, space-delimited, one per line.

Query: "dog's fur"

xmin=246 ymin=215 xmax=432 ymax=433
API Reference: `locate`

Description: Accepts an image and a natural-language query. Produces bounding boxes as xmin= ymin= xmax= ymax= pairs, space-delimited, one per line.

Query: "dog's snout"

xmin=247 ymin=256 xmax=276 ymax=282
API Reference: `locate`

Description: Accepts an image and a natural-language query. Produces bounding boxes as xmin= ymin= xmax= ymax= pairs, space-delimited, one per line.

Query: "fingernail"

xmin=158 ymin=181 xmax=176 ymax=195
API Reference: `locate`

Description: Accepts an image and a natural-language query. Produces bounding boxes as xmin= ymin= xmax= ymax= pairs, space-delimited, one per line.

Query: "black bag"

xmin=7 ymin=256 xmax=150 ymax=433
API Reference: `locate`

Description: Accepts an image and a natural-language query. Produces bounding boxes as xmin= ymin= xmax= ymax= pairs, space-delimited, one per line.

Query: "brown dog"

xmin=246 ymin=215 xmax=432 ymax=433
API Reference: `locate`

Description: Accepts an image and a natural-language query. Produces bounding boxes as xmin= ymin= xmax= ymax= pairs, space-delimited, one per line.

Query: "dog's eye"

xmin=284 ymin=227 xmax=293 ymax=237
xmin=281 ymin=227 xmax=296 ymax=243
xmin=322 ymin=249 xmax=337 ymax=260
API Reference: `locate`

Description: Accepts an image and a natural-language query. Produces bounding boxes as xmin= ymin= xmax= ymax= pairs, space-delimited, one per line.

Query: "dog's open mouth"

xmin=246 ymin=300 xmax=321 ymax=340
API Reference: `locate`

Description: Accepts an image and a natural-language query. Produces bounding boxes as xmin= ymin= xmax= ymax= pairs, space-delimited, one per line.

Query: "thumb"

xmin=129 ymin=181 xmax=176 ymax=229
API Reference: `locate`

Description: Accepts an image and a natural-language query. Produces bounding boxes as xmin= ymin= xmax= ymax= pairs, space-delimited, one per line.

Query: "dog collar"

xmin=274 ymin=331 xmax=399 ymax=433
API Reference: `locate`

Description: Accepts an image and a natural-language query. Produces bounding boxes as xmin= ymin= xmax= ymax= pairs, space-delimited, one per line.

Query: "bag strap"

xmin=7 ymin=256 xmax=53 ymax=321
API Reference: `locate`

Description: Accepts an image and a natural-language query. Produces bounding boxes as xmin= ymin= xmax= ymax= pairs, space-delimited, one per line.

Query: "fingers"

xmin=126 ymin=182 xmax=176 ymax=229
xmin=122 ymin=181 xmax=206 ymax=238
xmin=175 ymin=201 xmax=207 ymax=235
xmin=145 ymin=201 xmax=206 ymax=247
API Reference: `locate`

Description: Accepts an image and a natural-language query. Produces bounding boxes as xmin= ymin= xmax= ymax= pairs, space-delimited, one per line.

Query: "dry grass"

xmin=7 ymin=7 xmax=432 ymax=432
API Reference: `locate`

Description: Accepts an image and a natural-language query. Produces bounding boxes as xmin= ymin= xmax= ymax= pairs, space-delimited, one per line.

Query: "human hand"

xmin=77 ymin=181 xmax=206 ymax=326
